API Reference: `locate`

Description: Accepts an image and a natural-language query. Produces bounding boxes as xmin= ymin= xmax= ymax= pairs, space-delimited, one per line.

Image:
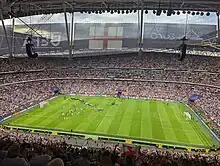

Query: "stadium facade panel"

xmin=0 ymin=23 xmax=216 ymax=55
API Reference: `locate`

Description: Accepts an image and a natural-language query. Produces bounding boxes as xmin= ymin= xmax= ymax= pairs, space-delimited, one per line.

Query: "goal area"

xmin=184 ymin=112 xmax=192 ymax=120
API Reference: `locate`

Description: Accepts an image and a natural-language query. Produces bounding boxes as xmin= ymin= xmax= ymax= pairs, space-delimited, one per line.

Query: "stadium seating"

xmin=0 ymin=52 xmax=219 ymax=165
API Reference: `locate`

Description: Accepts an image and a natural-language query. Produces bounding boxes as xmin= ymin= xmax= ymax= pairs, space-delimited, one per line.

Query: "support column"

xmin=70 ymin=11 xmax=74 ymax=59
xmin=63 ymin=4 xmax=71 ymax=58
xmin=11 ymin=17 xmax=15 ymax=56
xmin=217 ymin=13 xmax=220 ymax=43
xmin=138 ymin=7 xmax=144 ymax=56
xmin=0 ymin=9 xmax=12 ymax=58
xmin=139 ymin=7 xmax=144 ymax=50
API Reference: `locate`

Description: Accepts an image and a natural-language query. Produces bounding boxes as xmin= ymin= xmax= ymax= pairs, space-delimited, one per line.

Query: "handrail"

xmin=0 ymin=77 xmax=220 ymax=89
xmin=0 ymin=67 xmax=219 ymax=75
xmin=3 ymin=124 xmax=215 ymax=149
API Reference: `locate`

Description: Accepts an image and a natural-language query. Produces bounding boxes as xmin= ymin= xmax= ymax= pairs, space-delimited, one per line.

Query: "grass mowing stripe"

xmin=129 ymin=100 xmax=142 ymax=137
xmin=107 ymin=100 xmax=127 ymax=135
xmin=29 ymin=100 xmax=70 ymax=127
xmin=11 ymin=102 xmax=63 ymax=126
xmin=118 ymin=100 xmax=135 ymax=137
xmin=173 ymin=104 xmax=213 ymax=146
xmin=150 ymin=101 xmax=166 ymax=140
xmin=172 ymin=104 xmax=207 ymax=146
xmin=67 ymin=98 xmax=100 ymax=130
xmin=168 ymin=105 xmax=190 ymax=144
xmin=86 ymin=112 xmax=107 ymax=132
xmin=140 ymin=101 xmax=152 ymax=138
xmin=95 ymin=104 xmax=119 ymax=133
xmin=86 ymin=99 xmax=110 ymax=132
xmin=5 ymin=97 xmax=64 ymax=126
xmin=190 ymin=120 xmax=212 ymax=146
xmin=75 ymin=98 xmax=102 ymax=130
xmin=67 ymin=100 xmax=99 ymax=131
xmin=161 ymin=103 xmax=178 ymax=142
xmin=44 ymin=104 xmax=73 ymax=129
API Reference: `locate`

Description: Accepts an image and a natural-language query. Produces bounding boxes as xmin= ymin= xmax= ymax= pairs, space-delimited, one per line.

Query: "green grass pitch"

xmin=2 ymin=95 xmax=218 ymax=147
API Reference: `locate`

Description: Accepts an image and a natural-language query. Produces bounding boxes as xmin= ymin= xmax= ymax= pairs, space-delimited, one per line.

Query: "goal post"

xmin=184 ymin=112 xmax=192 ymax=120
xmin=39 ymin=101 xmax=48 ymax=108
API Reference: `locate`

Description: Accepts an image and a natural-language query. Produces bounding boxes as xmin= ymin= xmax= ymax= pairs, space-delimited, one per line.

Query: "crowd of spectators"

xmin=0 ymin=52 xmax=219 ymax=165
xmin=0 ymin=53 xmax=219 ymax=72
xmin=0 ymin=129 xmax=219 ymax=166
xmin=0 ymin=53 xmax=219 ymax=85
xmin=0 ymin=67 xmax=219 ymax=85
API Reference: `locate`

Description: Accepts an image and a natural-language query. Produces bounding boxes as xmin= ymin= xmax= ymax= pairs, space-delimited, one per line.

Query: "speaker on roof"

xmin=156 ymin=9 xmax=162 ymax=16
xmin=167 ymin=9 xmax=173 ymax=16
xmin=26 ymin=37 xmax=38 ymax=58
xmin=179 ymin=43 xmax=187 ymax=61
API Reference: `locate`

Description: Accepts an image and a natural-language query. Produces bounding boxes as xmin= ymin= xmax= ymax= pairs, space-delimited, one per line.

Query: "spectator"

xmin=0 ymin=143 xmax=29 ymax=166
xmin=73 ymin=148 xmax=90 ymax=166
xmin=47 ymin=158 xmax=64 ymax=166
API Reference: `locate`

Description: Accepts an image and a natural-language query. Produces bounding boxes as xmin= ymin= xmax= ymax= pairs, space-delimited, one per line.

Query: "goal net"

xmin=39 ymin=101 xmax=48 ymax=108
xmin=184 ymin=112 xmax=192 ymax=120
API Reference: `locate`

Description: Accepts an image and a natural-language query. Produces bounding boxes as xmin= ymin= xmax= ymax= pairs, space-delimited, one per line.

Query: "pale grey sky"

xmin=3 ymin=11 xmax=217 ymax=25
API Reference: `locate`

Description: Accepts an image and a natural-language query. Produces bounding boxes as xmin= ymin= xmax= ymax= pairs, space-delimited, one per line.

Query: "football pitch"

xmin=2 ymin=95 xmax=218 ymax=148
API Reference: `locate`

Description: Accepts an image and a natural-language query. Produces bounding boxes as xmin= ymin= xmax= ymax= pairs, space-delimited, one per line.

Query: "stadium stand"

xmin=0 ymin=52 xmax=219 ymax=165
xmin=0 ymin=127 xmax=220 ymax=166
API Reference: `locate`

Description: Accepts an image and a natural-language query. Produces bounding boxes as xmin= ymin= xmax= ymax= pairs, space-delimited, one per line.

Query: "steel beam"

xmin=139 ymin=7 xmax=144 ymax=51
xmin=70 ymin=11 xmax=74 ymax=59
xmin=9 ymin=12 xmax=50 ymax=42
xmin=63 ymin=4 xmax=71 ymax=58
xmin=217 ymin=13 xmax=220 ymax=43
xmin=0 ymin=9 xmax=12 ymax=58
xmin=64 ymin=1 xmax=75 ymax=58
xmin=11 ymin=17 xmax=15 ymax=56
xmin=13 ymin=0 xmax=220 ymax=6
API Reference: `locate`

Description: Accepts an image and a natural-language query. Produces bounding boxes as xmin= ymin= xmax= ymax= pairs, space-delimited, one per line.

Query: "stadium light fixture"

xmin=167 ymin=9 xmax=173 ymax=16
xmin=156 ymin=1 xmax=162 ymax=16
xmin=167 ymin=0 xmax=172 ymax=16
xmin=156 ymin=9 xmax=162 ymax=16
xmin=206 ymin=12 xmax=210 ymax=16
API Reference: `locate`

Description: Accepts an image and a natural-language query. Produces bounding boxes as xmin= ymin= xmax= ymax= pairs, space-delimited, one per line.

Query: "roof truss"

xmin=1 ymin=0 xmax=220 ymax=18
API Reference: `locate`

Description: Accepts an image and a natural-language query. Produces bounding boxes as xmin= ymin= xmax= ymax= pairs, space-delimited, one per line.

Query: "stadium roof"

xmin=1 ymin=0 xmax=220 ymax=18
